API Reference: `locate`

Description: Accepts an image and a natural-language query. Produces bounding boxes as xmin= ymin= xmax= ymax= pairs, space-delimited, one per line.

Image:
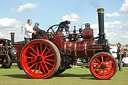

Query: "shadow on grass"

xmin=4 ymin=73 xmax=96 ymax=80
xmin=54 ymin=73 xmax=100 ymax=80
xmin=3 ymin=73 xmax=111 ymax=80
xmin=3 ymin=74 xmax=31 ymax=79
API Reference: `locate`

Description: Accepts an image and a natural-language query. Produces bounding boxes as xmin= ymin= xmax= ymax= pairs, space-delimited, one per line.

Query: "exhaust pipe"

xmin=10 ymin=32 xmax=15 ymax=45
xmin=97 ymin=8 xmax=105 ymax=40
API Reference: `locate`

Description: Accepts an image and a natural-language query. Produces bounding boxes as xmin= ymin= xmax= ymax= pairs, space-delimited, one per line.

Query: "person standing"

xmin=117 ymin=43 xmax=123 ymax=70
xmin=72 ymin=58 xmax=78 ymax=68
xmin=24 ymin=19 xmax=36 ymax=44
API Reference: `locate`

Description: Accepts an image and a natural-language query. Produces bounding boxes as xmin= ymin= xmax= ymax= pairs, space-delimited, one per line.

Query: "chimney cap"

xmin=97 ymin=8 xmax=104 ymax=13
xmin=10 ymin=32 xmax=15 ymax=35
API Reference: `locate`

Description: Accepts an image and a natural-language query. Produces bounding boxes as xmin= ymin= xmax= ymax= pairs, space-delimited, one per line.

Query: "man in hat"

xmin=33 ymin=22 xmax=41 ymax=32
xmin=32 ymin=22 xmax=45 ymax=39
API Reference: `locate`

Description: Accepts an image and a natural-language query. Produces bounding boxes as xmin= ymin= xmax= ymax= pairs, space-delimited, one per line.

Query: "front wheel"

xmin=90 ymin=52 xmax=117 ymax=80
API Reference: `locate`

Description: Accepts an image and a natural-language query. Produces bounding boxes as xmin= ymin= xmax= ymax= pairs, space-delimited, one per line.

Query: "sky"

xmin=0 ymin=0 xmax=128 ymax=45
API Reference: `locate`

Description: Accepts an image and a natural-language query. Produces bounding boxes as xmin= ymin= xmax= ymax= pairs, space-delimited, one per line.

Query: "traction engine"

xmin=13 ymin=8 xmax=117 ymax=79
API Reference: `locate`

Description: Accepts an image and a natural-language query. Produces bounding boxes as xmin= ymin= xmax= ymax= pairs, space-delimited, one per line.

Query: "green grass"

xmin=0 ymin=63 xmax=128 ymax=85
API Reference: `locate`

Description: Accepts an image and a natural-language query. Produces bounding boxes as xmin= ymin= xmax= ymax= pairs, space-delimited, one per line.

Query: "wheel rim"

xmin=21 ymin=40 xmax=57 ymax=78
xmin=3 ymin=55 xmax=10 ymax=67
xmin=90 ymin=54 xmax=116 ymax=79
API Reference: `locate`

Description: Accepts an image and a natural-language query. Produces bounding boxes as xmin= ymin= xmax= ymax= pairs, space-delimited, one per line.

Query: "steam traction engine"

xmin=0 ymin=38 xmax=17 ymax=68
xmin=13 ymin=8 xmax=117 ymax=79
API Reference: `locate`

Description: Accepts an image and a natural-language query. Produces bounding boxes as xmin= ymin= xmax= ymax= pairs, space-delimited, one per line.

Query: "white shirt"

xmin=122 ymin=57 xmax=128 ymax=64
xmin=24 ymin=24 xmax=33 ymax=38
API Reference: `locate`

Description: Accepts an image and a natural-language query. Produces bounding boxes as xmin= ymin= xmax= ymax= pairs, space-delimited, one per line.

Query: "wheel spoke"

xmin=45 ymin=54 xmax=54 ymax=58
xmin=44 ymin=48 xmax=52 ymax=56
xmin=93 ymin=68 xmax=97 ymax=72
xmin=26 ymin=57 xmax=34 ymax=59
xmin=107 ymin=61 xmax=112 ymax=65
xmin=30 ymin=47 xmax=37 ymax=54
xmin=51 ymin=27 xmax=55 ymax=34
xmin=29 ymin=63 xmax=36 ymax=69
xmin=26 ymin=60 xmax=35 ymax=64
xmin=98 ymin=69 xmax=102 ymax=75
xmin=28 ymin=52 xmax=36 ymax=57
xmin=45 ymin=59 xmax=55 ymax=62
xmin=44 ymin=63 xmax=49 ymax=72
xmin=101 ymin=56 xmax=104 ymax=62
xmin=36 ymin=44 xmax=39 ymax=55
xmin=96 ymin=59 xmax=101 ymax=63
xmin=40 ymin=63 xmax=46 ymax=74
xmin=40 ymin=43 xmax=42 ymax=53
xmin=105 ymin=68 xmax=110 ymax=74
xmin=45 ymin=61 xmax=54 ymax=66
xmin=108 ymin=66 xmax=113 ymax=70
xmin=34 ymin=63 xmax=38 ymax=73
xmin=105 ymin=57 xmax=109 ymax=62
xmin=103 ymin=70 xmax=105 ymax=76
xmin=97 ymin=68 xmax=100 ymax=72
xmin=92 ymin=63 xmax=100 ymax=66
xmin=38 ymin=65 xmax=41 ymax=75
xmin=41 ymin=46 xmax=47 ymax=55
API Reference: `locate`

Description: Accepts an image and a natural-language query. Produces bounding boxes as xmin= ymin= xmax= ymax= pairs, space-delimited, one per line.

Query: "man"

xmin=33 ymin=22 xmax=41 ymax=32
xmin=122 ymin=49 xmax=128 ymax=67
xmin=24 ymin=19 xmax=36 ymax=44
xmin=117 ymin=43 xmax=123 ymax=70
xmin=32 ymin=22 xmax=45 ymax=39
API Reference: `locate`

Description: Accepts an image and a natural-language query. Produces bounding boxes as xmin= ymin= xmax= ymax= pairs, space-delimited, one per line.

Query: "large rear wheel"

xmin=21 ymin=39 xmax=61 ymax=79
xmin=90 ymin=52 xmax=117 ymax=79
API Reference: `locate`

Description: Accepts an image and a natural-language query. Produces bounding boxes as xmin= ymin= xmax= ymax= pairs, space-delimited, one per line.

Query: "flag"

xmin=21 ymin=26 xmax=23 ymax=32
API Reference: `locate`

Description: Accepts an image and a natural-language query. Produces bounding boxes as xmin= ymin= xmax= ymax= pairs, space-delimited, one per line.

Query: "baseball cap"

xmin=35 ymin=22 xmax=39 ymax=25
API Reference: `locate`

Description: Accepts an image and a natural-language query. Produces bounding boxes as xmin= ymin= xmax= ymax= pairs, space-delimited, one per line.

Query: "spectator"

xmin=72 ymin=58 xmax=78 ymax=68
xmin=122 ymin=49 xmax=128 ymax=67
xmin=117 ymin=43 xmax=123 ymax=70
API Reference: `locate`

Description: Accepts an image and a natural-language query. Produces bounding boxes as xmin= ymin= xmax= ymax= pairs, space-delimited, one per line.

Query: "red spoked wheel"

xmin=90 ymin=52 xmax=117 ymax=79
xmin=21 ymin=39 xmax=60 ymax=79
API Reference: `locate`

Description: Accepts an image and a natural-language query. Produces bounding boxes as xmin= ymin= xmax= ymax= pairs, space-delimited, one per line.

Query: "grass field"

xmin=0 ymin=63 xmax=128 ymax=85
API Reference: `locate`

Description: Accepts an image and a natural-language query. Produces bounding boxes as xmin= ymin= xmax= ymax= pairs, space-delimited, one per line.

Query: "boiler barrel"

xmin=63 ymin=41 xmax=100 ymax=58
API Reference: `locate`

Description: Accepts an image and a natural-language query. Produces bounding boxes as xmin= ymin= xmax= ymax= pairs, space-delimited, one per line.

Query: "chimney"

xmin=97 ymin=8 xmax=105 ymax=40
xmin=10 ymin=32 xmax=15 ymax=45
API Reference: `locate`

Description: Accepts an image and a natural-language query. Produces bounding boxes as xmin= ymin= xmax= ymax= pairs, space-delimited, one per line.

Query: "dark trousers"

xmin=123 ymin=63 xmax=128 ymax=67
xmin=117 ymin=55 xmax=123 ymax=70
xmin=24 ymin=38 xmax=31 ymax=44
